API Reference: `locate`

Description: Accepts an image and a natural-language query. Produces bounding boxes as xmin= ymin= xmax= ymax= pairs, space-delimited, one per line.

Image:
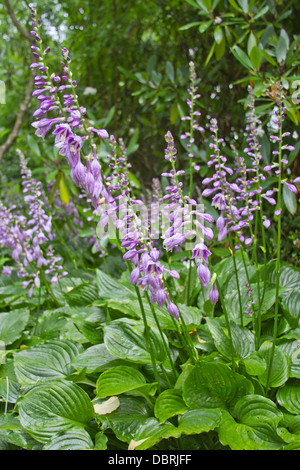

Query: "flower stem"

xmin=266 ymin=109 xmax=283 ymax=391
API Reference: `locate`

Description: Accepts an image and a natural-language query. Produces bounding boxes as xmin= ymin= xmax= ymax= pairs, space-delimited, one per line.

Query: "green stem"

xmin=266 ymin=118 xmax=283 ymax=391
xmin=216 ymin=278 xmax=235 ymax=371
xmin=134 ymin=284 xmax=161 ymax=393
xmin=230 ymin=233 xmax=244 ymax=327
xmin=145 ymin=291 xmax=178 ymax=381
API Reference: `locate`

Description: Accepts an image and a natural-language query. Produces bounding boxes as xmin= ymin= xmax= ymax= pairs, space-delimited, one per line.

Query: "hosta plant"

xmin=0 ymin=7 xmax=300 ymax=451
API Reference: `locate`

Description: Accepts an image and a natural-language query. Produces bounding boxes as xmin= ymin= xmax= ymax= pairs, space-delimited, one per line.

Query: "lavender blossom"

xmin=29 ymin=9 xmax=109 ymax=210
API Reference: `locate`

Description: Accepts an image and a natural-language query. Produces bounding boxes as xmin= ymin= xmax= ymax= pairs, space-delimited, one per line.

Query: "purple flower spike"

xmin=167 ymin=301 xmax=179 ymax=319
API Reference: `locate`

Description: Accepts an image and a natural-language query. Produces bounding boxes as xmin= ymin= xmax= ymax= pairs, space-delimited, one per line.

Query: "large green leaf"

xmin=218 ymin=409 xmax=286 ymax=450
xmin=43 ymin=429 xmax=94 ymax=450
xmin=206 ymin=317 xmax=255 ymax=359
xmin=182 ymin=361 xmax=253 ymax=410
xmin=278 ymin=340 xmax=300 ymax=378
xmin=277 ymin=383 xmax=300 ymax=414
xmin=0 ymin=414 xmax=40 ymax=450
xmin=14 ymin=340 xmax=83 ymax=386
xmin=96 ymin=366 xmax=151 ymax=398
xmin=233 ymin=394 xmax=283 ymax=426
xmin=0 ymin=308 xmax=29 ymax=345
xmin=177 ymin=408 xmax=222 ymax=435
xmin=64 ymin=283 xmax=99 ymax=307
xmin=104 ymin=319 xmax=166 ymax=364
xmin=19 ymin=381 xmax=94 ymax=443
xmin=258 ymin=341 xmax=290 ymax=388
xmin=71 ymin=343 xmax=127 ymax=373
xmin=130 ymin=417 xmax=180 ymax=449
xmin=266 ymin=263 xmax=300 ymax=327
xmin=154 ymin=389 xmax=189 ymax=423
xmin=96 ymin=269 xmax=135 ymax=302
xmin=100 ymin=396 xmax=150 ymax=443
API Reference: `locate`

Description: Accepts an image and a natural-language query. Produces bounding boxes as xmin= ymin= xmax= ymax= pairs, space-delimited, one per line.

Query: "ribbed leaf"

xmin=104 ymin=319 xmax=166 ymax=364
xmin=64 ymin=283 xmax=99 ymax=307
xmin=14 ymin=340 xmax=83 ymax=386
xmin=71 ymin=343 xmax=126 ymax=373
xmin=96 ymin=269 xmax=135 ymax=302
xmin=0 ymin=308 xmax=29 ymax=345
xmin=154 ymin=389 xmax=188 ymax=423
xmin=100 ymin=396 xmax=150 ymax=443
xmin=233 ymin=394 xmax=283 ymax=426
xmin=258 ymin=341 xmax=290 ymax=388
xmin=178 ymin=408 xmax=222 ymax=435
xmin=43 ymin=429 xmax=94 ymax=450
xmin=96 ymin=366 xmax=148 ymax=398
xmin=206 ymin=317 xmax=255 ymax=359
xmin=277 ymin=383 xmax=300 ymax=414
xmin=19 ymin=381 xmax=94 ymax=442
xmin=182 ymin=361 xmax=253 ymax=410
xmin=218 ymin=410 xmax=286 ymax=450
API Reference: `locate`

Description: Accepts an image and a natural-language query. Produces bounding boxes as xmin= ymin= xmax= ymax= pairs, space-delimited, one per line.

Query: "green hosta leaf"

xmin=14 ymin=340 xmax=83 ymax=386
xmin=64 ymin=283 xmax=99 ymax=307
xmin=258 ymin=341 xmax=290 ymax=388
xmin=104 ymin=319 xmax=166 ymax=364
xmin=278 ymin=340 xmax=300 ymax=378
xmin=0 ymin=308 xmax=29 ymax=345
xmin=266 ymin=263 xmax=300 ymax=327
xmin=96 ymin=269 xmax=135 ymax=302
xmin=243 ymin=351 xmax=267 ymax=376
xmin=109 ymin=299 xmax=175 ymax=330
xmin=182 ymin=361 xmax=253 ymax=410
xmin=284 ymin=439 xmax=300 ymax=450
xmin=94 ymin=431 xmax=108 ymax=450
xmin=277 ymin=383 xmax=300 ymax=414
xmin=130 ymin=417 xmax=180 ymax=449
xmin=71 ymin=343 xmax=126 ymax=373
xmin=43 ymin=429 xmax=94 ymax=450
xmin=100 ymin=396 xmax=150 ymax=443
xmin=233 ymin=394 xmax=283 ymax=426
xmin=206 ymin=317 xmax=255 ymax=359
xmin=19 ymin=381 xmax=94 ymax=443
xmin=178 ymin=408 xmax=222 ymax=435
xmin=72 ymin=319 xmax=103 ymax=345
xmin=0 ymin=414 xmax=40 ymax=449
xmin=154 ymin=389 xmax=189 ymax=423
xmin=0 ymin=360 xmax=20 ymax=403
xmin=218 ymin=410 xmax=286 ymax=450
xmin=96 ymin=366 xmax=149 ymax=398
xmin=224 ymin=282 xmax=277 ymax=325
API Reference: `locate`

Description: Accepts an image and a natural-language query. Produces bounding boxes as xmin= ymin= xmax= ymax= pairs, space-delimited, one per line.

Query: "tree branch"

xmin=0 ymin=71 xmax=35 ymax=163
xmin=0 ymin=1 xmax=35 ymax=163
xmin=5 ymin=0 xmax=33 ymax=42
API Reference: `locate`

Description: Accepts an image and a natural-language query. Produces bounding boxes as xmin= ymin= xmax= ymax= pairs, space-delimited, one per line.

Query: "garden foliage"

xmin=0 ymin=1 xmax=300 ymax=451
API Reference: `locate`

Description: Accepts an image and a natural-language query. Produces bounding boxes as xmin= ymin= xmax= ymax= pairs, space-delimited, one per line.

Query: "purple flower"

xmin=167 ymin=301 xmax=179 ymax=319
xmin=209 ymin=284 xmax=219 ymax=304
xmin=197 ymin=263 xmax=211 ymax=288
